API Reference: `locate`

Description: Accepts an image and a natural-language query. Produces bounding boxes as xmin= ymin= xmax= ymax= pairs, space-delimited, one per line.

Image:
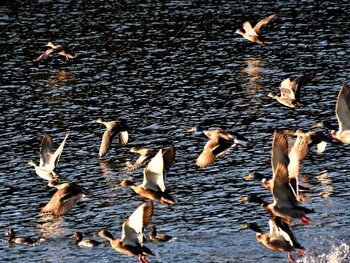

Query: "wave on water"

xmin=305 ymin=242 xmax=349 ymax=263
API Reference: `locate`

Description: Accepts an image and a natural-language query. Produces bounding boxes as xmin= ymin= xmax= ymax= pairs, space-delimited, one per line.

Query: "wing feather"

xmin=335 ymin=83 xmax=350 ymax=132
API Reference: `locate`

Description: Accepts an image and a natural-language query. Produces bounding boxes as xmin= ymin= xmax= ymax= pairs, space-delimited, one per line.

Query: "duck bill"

xmin=239 ymin=197 xmax=249 ymax=203
xmin=243 ymin=174 xmax=253 ymax=180
xmin=239 ymin=224 xmax=249 ymax=231
xmin=312 ymin=122 xmax=322 ymax=128
xmin=187 ymin=127 xmax=196 ymax=132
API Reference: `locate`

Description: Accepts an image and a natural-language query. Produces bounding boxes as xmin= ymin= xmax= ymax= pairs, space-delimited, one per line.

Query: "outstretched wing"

xmin=335 ymin=83 xmax=350 ymax=132
xmin=142 ymin=149 xmax=166 ymax=191
xmin=243 ymin=22 xmax=258 ymax=36
xmin=253 ymin=14 xmax=277 ymax=34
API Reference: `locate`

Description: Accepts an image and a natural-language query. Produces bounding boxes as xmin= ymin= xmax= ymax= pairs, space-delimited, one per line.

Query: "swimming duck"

xmin=41 ymin=181 xmax=92 ymax=216
xmin=34 ymin=41 xmax=76 ymax=62
xmin=187 ymin=126 xmax=249 ymax=168
xmin=149 ymin=225 xmax=172 ymax=242
xmin=127 ymin=143 xmax=175 ymax=173
xmin=7 ymin=228 xmax=35 ymax=246
xmin=239 ymin=217 xmax=305 ymax=262
xmin=121 ymin=149 xmax=177 ymax=207
xmin=97 ymin=202 xmax=154 ymax=263
xmin=71 ymin=232 xmax=100 ymax=248
xmin=235 ymin=14 xmax=277 ymax=44
xmin=268 ymin=74 xmax=314 ymax=108
xmin=97 ymin=118 xmax=130 ymax=158
xmin=328 ymin=83 xmax=350 ymax=144
xmin=28 ymin=133 xmax=69 ymax=181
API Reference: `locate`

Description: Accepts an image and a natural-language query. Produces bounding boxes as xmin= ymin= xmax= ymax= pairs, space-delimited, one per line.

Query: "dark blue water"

xmin=1 ymin=1 xmax=349 ymax=262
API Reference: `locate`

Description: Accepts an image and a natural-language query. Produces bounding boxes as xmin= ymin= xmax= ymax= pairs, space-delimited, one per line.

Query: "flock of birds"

xmin=7 ymin=13 xmax=350 ymax=263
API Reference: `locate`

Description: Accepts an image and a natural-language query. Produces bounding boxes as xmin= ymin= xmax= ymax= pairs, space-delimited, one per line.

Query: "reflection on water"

xmin=1 ymin=0 xmax=350 ymax=262
xmin=35 ymin=215 xmax=65 ymax=239
xmin=315 ymin=170 xmax=334 ymax=199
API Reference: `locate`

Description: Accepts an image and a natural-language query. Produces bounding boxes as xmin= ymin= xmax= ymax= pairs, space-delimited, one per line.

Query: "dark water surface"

xmin=1 ymin=1 xmax=349 ymax=262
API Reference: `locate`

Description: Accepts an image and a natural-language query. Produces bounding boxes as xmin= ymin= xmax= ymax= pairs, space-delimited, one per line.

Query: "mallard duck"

xmin=97 ymin=118 xmax=130 ymax=158
xmin=7 ymin=228 xmax=35 ymax=246
xmin=121 ymin=149 xmax=177 ymax=207
xmin=328 ymin=83 xmax=350 ymax=144
xmin=187 ymin=126 xmax=249 ymax=168
xmin=149 ymin=225 xmax=172 ymax=242
xmin=240 ymin=131 xmax=314 ymax=224
xmin=71 ymin=232 xmax=100 ymax=248
xmin=28 ymin=133 xmax=69 ymax=181
xmin=41 ymin=181 xmax=92 ymax=216
xmin=239 ymin=217 xmax=305 ymax=262
xmin=268 ymin=74 xmax=314 ymax=108
xmin=235 ymin=14 xmax=277 ymax=44
xmin=97 ymin=202 xmax=154 ymax=263
xmin=127 ymin=143 xmax=175 ymax=173
xmin=34 ymin=41 xmax=76 ymax=62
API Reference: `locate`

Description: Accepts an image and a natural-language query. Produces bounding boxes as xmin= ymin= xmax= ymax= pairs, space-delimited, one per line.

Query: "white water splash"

xmin=305 ymin=242 xmax=349 ymax=263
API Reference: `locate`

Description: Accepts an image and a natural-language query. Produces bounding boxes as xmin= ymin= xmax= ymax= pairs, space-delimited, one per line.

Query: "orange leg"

xmin=139 ymin=255 xmax=149 ymax=263
xmin=296 ymin=250 xmax=306 ymax=256
xmin=300 ymin=215 xmax=311 ymax=225
xmin=160 ymin=200 xmax=170 ymax=207
xmin=288 ymin=252 xmax=296 ymax=262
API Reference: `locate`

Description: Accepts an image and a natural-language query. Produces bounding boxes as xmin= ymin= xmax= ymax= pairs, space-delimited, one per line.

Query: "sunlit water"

xmin=1 ymin=1 xmax=349 ymax=262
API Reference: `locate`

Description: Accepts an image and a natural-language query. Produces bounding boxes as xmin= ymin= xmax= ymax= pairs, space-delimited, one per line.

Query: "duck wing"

xmin=122 ymin=202 xmax=154 ymax=247
xmin=34 ymin=48 xmax=56 ymax=61
xmin=272 ymin=162 xmax=297 ymax=207
xmin=274 ymin=217 xmax=304 ymax=249
xmin=243 ymin=21 xmax=258 ymax=36
xmin=118 ymin=131 xmax=129 ymax=147
xmin=279 ymin=78 xmax=296 ymax=99
xmin=142 ymin=150 xmax=166 ymax=192
xmin=290 ymin=74 xmax=314 ymax=102
xmin=163 ymin=143 xmax=175 ymax=170
xmin=335 ymin=83 xmax=350 ymax=132
xmin=98 ymin=122 xmax=119 ymax=157
xmin=253 ymin=14 xmax=277 ymax=34
xmin=195 ymin=138 xmax=230 ymax=168
xmin=40 ymin=134 xmax=55 ymax=167
xmin=48 ymin=133 xmax=69 ymax=171
xmin=271 ymin=130 xmax=289 ymax=176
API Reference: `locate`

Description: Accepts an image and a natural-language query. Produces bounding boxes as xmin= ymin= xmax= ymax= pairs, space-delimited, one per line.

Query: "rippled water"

xmin=1 ymin=1 xmax=349 ymax=262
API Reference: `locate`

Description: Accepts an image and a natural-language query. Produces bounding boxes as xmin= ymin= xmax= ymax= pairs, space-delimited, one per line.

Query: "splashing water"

xmin=305 ymin=243 xmax=349 ymax=263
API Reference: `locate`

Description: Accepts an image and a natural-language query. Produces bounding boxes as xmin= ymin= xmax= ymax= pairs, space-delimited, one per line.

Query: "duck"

xmin=40 ymin=181 xmax=92 ymax=216
xmin=149 ymin=225 xmax=172 ymax=242
xmin=34 ymin=41 xmax=76 ymax=62
xmin=71 ymin=232 xmax=100 ymax=248
xmin=127 ymin=143 xmax=175 ymax=173
xmin=187 ymin=126 xmax=249 ymax=168
xmin=235 ymin=14 xmax=277 ymax=44
xmin=239 ymin=217 xmax=305 ymax=262
xmin=326 ymin=83 xmax=350 ymax=144
xmin=120 ymin=149 xmax=177 ymax=207
xmin=97 ymin=202 xmax=154 ymax=263
xmin=240 ymin=131 xmax=314 ymax=224
xmin=268 ymin=74 xmax=314 ymax=108
xmin=97 ymin=118 xmax=131 ymax=158
xmin=28 ymin=133 xmax=69 ymax=181
xmin=7 ymin=228 xmax=35 ymax=246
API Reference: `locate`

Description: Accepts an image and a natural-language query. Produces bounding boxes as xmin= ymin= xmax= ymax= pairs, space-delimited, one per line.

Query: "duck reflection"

xmin=242 ymin=57 xmax=263 ymax=83
xmin=49 ymin=70 xmax=75 ymax=89
xmin=315 ymin=170 xmax=334 ymax=199
xmin=35 ymin=214 xmax=65 ymax=238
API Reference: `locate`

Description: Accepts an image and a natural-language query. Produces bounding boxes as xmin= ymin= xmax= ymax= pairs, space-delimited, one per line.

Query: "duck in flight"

xmin=187 ymin=126 xmax=249 ymax=168
xmin=268 ymin=74 xmax=314 ymax=108
xmin=239 ymin=217 xmax=306 ymax=262
xmin=97 ymin=118 xmax=130 ymax=158
xmin=97 ymin=202 xmax=154 ymax=263
xmin=34 ymin=42 xmax=76 ymax=62
xmin=235 ymin=14 xmax=277 ymax=44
